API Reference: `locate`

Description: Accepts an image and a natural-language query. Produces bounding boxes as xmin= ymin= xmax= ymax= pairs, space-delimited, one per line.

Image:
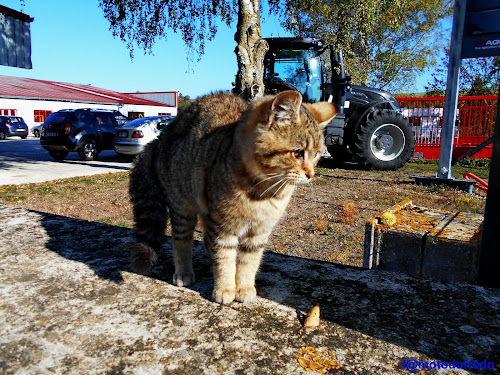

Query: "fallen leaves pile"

xmin=296 ymin=347 xmax=341 ymax=373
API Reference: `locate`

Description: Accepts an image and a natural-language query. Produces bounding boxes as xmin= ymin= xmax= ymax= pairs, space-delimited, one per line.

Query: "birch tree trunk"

xmin=233 ymin=0 xmax=269 ymax=101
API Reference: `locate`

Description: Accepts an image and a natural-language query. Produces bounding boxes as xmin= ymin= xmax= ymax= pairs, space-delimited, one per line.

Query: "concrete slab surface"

xmin=0 ymin=205 xmax=499 ymax=374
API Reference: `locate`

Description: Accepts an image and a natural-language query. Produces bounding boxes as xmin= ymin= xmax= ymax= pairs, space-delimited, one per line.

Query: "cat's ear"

xmin=267 ymin=90 xmax=303 ymax=126
xmin=303 ymin=101 xmax=338 ymax=128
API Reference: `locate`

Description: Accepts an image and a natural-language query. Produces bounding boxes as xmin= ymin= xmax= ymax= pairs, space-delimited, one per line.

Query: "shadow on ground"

xmin=38 ymin=208 xmax=499 ymax=370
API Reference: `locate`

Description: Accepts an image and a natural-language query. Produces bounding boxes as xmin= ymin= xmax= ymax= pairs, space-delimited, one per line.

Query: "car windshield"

xmin=10 ymin=117 xmax=22 ymax=124
xmin=115 ymin=114 xmax=129 ymax=126
xmin=125 ymin=117 xmax=168 ymax=128
xmin=126 ymin=118 xmax=151 ymax=127
xmin=45 ymin=113 xmax=67 ymax=124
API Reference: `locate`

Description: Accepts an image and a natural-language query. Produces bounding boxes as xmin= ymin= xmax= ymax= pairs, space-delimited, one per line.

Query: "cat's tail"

xmin=129 ymin=140 xmax=168 ymax=274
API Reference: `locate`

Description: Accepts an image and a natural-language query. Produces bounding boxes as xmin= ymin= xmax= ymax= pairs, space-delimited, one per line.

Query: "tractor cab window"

xmin=268 ymin=49 xmax=322 ymax=103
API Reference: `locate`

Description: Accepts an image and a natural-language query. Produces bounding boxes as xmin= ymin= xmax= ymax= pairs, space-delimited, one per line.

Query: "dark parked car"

xmin=0 ymin=116 xmax=29 ymax=140
xmin=40 ymin=108 xmax=129 ymax=161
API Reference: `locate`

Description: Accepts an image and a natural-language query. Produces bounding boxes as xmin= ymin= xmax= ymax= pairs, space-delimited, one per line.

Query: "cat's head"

xmin=240 ymin=90 xmax=337 ymax=193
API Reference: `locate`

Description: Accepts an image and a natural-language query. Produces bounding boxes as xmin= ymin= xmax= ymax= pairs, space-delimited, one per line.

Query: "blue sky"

xmin=1 ymin=0 xmax=443 ymax=98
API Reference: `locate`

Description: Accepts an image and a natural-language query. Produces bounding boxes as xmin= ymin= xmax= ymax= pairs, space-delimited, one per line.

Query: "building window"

xmin=128 ymin=112 xmax=144 ymax=120
xmin=0 ymin=109 xmax=16 ymax=116
xmin=34 ymin=110 xmax=52 ymax=123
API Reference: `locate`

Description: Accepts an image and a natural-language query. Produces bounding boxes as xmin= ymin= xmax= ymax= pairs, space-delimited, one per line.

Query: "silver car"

xmin=113 ymin=115 xmax=174 ymax=158
xmin=31 ymin=123 xmax=44 ymax=137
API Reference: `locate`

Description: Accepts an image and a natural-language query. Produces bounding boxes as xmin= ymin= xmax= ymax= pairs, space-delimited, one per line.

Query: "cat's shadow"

xmin=149 ymin=238 xmax=215 ymax=301
xmin=39 ymin=211 xmax=497 ymax=373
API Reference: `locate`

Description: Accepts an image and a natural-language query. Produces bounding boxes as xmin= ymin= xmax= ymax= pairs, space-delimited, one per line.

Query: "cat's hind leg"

xmin=170 ymin=210 xmax=197 ymax=287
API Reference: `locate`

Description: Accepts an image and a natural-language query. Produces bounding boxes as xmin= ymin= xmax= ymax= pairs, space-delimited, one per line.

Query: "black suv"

xmin=40 ymin=109 xmax=129 ymax=161
xmin=0 ymin=116 xmax=29 ymax=140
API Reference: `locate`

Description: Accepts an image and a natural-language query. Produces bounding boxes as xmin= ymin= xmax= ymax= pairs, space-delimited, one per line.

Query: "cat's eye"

xmin=294 ymin=150 xmax=305 ymax=160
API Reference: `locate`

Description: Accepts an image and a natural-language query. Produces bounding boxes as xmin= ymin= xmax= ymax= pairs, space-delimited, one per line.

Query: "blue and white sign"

xmin=461 ymin=0 xmax=500 ymax=58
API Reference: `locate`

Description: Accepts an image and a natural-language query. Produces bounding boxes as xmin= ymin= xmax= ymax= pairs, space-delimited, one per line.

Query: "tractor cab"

xmin=264 ymin=38 xmax=326 ymax=103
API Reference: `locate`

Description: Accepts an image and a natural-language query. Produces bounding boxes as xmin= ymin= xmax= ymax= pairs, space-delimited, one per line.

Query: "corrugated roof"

xmin=0 ymin=6 xmax=33 ymax=69
xmin=0 ymin=75 xmax=172 ymax=106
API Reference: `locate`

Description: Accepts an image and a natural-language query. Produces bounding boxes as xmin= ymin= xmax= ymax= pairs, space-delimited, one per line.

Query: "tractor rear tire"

xmin=353 ymin=109 xmax=415 ymax=170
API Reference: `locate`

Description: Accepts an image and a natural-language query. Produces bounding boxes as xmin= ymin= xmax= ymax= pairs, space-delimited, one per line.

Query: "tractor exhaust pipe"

xmin=330 ymin=45 xmax=346 ymax=116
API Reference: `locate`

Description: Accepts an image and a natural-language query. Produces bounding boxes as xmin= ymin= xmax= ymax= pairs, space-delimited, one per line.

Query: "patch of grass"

xmin=28 ymin=185 xmax=59 ymax=197
xmin=452 ymin=194 xmax=485 ymax=213
xmin=274 ymin=229 xmax=291 ymax=239
xmin=0 ymin=186 xmax=27 ymax=202
xmin=421 ymin=184 xmax=447 ymax=193
xmin=65 ymin=173 xmax=130 ymax=191
xmin=326 ymin=226 xmax=365 ymax=264
xmin=310 ymin=175 xmax=330 ymax=186
xmin=453 ymin=165 xmax=489 ymax=181
xmin=97 ymin=216 xmax=133 ymax=228
xmin=0 ymin=172 xmax=131 ymax=204
xmin=456 ymin=158 xmax=490 ymax=168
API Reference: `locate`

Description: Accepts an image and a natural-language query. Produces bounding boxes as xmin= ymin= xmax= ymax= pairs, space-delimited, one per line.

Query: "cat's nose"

xmin=305 ymin=171 xmax=315 ymax=180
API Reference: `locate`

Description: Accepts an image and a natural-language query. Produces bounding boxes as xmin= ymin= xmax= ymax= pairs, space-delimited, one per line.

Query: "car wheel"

xmin=353 ymin=109 xmax=415 ymax=170
xmin=33 ymin=129 xmax=40 ymax=137
xmin=49 ymin=150 xmax=69 ymax=160
xmin=78 ymin=139 xmax=98 ymax=161
xmin=0 ymin=131 xmax=6 ymax=140
xmin=21 ymin=136 xmax=27 ymax=139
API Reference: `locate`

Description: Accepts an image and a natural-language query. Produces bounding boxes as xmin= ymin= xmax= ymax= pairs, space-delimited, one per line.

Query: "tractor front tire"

xmin=353 ymin=109 xmax=415 ymax=170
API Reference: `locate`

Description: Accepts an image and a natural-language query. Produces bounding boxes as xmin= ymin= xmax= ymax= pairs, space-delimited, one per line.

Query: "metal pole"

xmin=478 ymin=86 xmax=500 ymax=288
xmin=436 ymin=0 xmax=467 ymax=179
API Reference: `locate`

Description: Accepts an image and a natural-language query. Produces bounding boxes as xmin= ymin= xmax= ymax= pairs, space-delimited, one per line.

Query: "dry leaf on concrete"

xmin=299 ymin=304 xmax=320 ymax=334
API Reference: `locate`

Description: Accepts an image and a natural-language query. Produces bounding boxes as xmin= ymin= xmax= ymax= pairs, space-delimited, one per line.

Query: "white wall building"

xmin=0 ymin=75 xmax=177 ymax=131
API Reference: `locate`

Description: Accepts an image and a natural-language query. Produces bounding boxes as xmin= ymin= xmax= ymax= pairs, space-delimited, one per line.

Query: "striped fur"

xmin=129 ymin=90 xmax=337 ymax=304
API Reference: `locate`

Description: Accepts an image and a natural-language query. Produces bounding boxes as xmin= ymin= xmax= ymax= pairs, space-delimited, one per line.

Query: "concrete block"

xmin=364 ymin=200 xmax=483 ymax=284
xmin=423 ymin=212 xmax=483 ymax=283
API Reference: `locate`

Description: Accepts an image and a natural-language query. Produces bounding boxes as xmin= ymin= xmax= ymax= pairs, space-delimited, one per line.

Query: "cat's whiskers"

xmin=259 ymin=177 xmax=287 ymax=198
xmin=251 ymin=172 xmax=283 ymax=191
xmin=271 ymin=178 xmax=290 ymax=198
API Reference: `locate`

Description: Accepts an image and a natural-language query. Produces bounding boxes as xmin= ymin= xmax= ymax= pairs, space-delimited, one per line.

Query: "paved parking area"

xmin=0 ymin=137 xmax=132 ymax=185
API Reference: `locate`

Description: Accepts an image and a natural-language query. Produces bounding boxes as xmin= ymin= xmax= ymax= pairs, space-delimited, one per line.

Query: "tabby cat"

xmin=129 ymin=90 xmax=337 ymax=304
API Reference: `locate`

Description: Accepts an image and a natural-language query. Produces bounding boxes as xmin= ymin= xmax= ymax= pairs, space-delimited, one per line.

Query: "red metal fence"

xmin=397 ymin=95 xmax=498 ymax=160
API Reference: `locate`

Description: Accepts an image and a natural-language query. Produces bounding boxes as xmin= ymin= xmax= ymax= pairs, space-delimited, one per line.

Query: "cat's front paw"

xmin=236 ymin=286 xmax=257 ymax=304
xmin=213 ymin=288 xmax=236 ymax=305
xmin=173 ymin=272 xmax=195 ymax=287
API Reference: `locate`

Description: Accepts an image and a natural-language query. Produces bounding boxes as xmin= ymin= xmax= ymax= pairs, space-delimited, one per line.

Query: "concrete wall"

xmin=0 ymin=98 xmax=177 ymax=130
